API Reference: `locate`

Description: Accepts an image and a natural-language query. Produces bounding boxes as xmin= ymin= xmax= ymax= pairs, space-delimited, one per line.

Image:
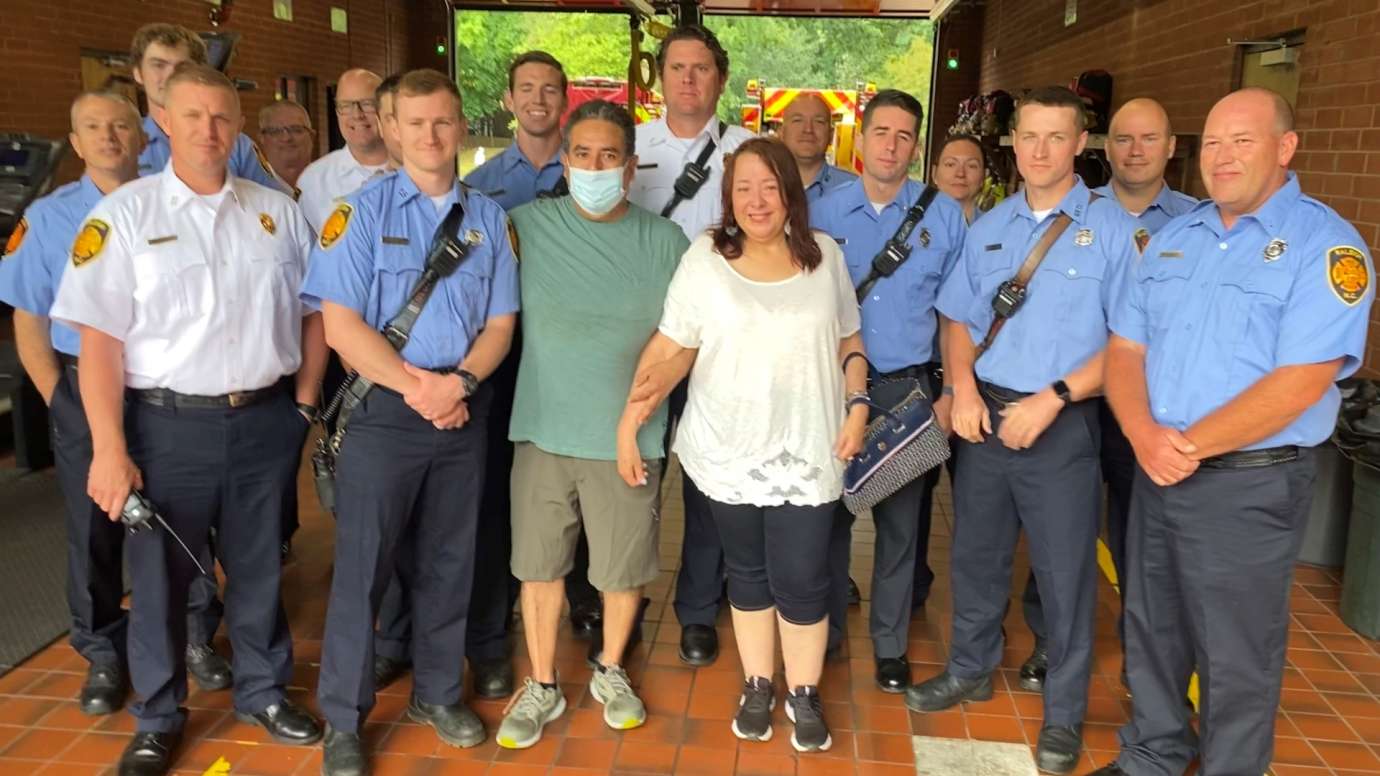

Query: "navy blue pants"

xmin=1024 ymin=397 xmax=1134 ymax=649
xmin=1116 ymin=452 xmax=1315 ymax=776
xmin=947 ymin=388 xmax=1100 ymax=728
xmin=48 ymin=367 xmax=222 ymax=669
xmin=124 ymin=389 xmax=301 ymax=732
xmin=319 ymin=388 xmax=486 ymax=733
xmin=707 ymin=497 xmax=835 ymax=625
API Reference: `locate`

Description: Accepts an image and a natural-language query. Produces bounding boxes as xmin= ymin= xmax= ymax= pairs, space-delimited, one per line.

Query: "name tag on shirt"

xmin=1158 ymin=250 xmax=1184 ymax=259
xmin=636 ymin=163 xmax=658 ymax=170
xmin=147 ymin=235 xmax=178 ymax=245
xmin=984 ymin=243 xmax=1002 ymax=252
xmin=382 ymin=236 xmax=411 ymax=246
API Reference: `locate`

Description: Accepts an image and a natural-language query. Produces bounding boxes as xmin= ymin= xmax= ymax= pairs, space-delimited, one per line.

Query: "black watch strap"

xmin=1051 ymin=379 xmax=1072 ymax=404
xmin=458 ymin=369 xmax=479 ymax=397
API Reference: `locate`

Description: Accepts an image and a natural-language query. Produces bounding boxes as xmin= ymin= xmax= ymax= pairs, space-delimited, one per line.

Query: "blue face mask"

xmin=568 ymin=166 xmax=625 ymax=215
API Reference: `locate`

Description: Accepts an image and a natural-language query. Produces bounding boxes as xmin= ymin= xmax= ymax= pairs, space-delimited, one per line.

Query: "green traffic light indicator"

xmin=946 ymin=56 xmax=959 ymax=70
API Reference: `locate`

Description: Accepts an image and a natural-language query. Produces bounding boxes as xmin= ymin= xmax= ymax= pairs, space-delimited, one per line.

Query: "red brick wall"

xmin=970 ymin=0 xmax=1380 ymax=373
xmin=0 ymin=0 xmax=446 ymax=181
xmin=927 ymin=1 xmax=985 ymax=156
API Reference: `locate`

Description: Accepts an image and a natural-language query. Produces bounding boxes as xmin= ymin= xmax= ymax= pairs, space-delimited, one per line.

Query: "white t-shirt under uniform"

xmin=660 ymin=232 xmax=862 ymax=507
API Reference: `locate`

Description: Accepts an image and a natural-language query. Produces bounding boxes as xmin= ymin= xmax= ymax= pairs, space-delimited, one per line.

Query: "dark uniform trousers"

xmin=123 ymin=388 xmax=301 ymax=732
xmin=49 ymin=366 xmax=224 ymax=671
xmin=1116 ymin=451 xmax=1316 ymax=776
xmin=1024 ymin=397 xmax=1135 ymax=648
xmin=668 ymin=381 xmax=726 ymax=629
xmin=948 ymin=387 xmax=1100 ymax=728
xmin=320 ymin=387 xmax=487 ymax=734
xmin=826 ymin=365 xmax=945 ymax=657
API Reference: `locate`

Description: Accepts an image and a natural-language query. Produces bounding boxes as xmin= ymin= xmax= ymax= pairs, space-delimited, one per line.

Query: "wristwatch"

xmin=1051 ymin=379 xmax=1072 ymax=405
xmin=457 ymin=369 xmax=480 ymax=398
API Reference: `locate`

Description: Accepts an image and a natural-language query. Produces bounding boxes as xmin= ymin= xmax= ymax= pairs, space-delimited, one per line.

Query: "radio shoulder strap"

xmin=973 ymin=193 xmax=1101 ymax=358
xmin=660 ymin=121 xmax=728 ymax=219
xmin=854 ymin=183 xmax=940 ymax=302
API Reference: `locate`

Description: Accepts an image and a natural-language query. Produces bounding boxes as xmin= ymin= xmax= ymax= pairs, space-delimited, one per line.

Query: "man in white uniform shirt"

xmin=297 ymin=68 xmax=391 ymax=232
xmin=625 ymin=23 xmax=752 ymax=668
xmin=51 ymin=63 xmax=328 ymax=776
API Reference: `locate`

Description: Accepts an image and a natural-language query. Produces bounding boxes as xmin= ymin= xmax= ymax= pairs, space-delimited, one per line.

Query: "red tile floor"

xmin=3 ymin=462 xmax=1380 ymax=775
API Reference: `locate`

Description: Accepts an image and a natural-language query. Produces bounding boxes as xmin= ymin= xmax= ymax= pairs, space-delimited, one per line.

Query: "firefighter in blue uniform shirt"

xmin=371 ymin=51 xmax=574 ymax=701
xmin=908 ymin=87 xmax=1139 ymax=774
xmin=779 ymin=92 xmax=857 ymax=203
xmin=303 ymin=69 xmax=519 ymax=776
xmin=809 ymin=89 xmax=964 ymax=694
xmin=0 ymin=90 xmax=219 ymax=718
xmin=131 ymin=23 xmax=291 ymax=194
xmin=50 ymin=64 xmax=326 ymax=776
xmin=1094 ymin=88 xmax=1375 ymax=776
xmin=1018 ymin=97 xmax=1198 ymax=693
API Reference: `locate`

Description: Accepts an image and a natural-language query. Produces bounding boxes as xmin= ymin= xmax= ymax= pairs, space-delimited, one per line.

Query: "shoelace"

xmin=601 ymin=666 xmax=635 ymax=697
xmin=788 ymin=687 xmax=823 ymax=721
xmin=741 ymin=677 xmax=773 ymax=713
xmin=503 ymin=677 xmax=552 ymax=718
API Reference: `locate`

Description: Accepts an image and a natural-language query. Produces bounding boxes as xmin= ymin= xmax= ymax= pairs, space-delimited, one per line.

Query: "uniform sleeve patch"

xmin=1328 ymin=245 xmax=1369 ymax=306
xmin=252 ymin=140 xmax=278 ymax=178
xmin=4 ymin=217 xmax=28 ymax=256
xmin=506 ymin=219 xmax=520 ymax=261
xmin=71 ymin=219 xmax=110 ymax=267
xmin=1133 ymin=228 xmax=1151 ymax=256
xmin=319 ymin=203 xmax=353 ymax=249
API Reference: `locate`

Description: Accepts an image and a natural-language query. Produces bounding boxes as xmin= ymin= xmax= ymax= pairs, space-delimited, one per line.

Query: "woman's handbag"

xmin=841 ymin=374 xmax=951 ymax=515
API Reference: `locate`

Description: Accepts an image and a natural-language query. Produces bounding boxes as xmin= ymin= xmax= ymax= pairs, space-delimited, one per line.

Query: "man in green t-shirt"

xmin=496 ymin=100 xmax=690 ymax=749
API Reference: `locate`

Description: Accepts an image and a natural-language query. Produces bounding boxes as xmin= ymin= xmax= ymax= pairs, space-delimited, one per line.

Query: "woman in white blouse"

xmin=616 ymin=138 xmax=868 ymax=753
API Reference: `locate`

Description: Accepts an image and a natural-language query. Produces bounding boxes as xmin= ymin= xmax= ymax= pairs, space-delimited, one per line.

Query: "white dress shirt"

xmin=52 ymin=164 xmax=314 ymax=395
xmin=296 ymin=146 xmax=390 ymax=234
xmin=628 ymin=116 xmax=754 ymax=241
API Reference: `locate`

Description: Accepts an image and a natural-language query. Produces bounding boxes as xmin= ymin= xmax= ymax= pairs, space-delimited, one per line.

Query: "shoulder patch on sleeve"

xmin=4 ymin=216 xmax=28 ymax=256
xmin=1328 ymin=245 xmax=1369 ymax=306
xmin=506 ymin=219 xmax=520 ymax=262
xmin=71 ymin=219 xmax=110 ymax=267
xmin=319 ymin=203 xmax=353 ymax=249
xmin=251 ymin=140 xmax=278 ymax=178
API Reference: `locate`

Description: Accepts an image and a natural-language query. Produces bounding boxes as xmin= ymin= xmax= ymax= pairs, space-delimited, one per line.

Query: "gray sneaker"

xmin=589 ymin=664 xmax=646 ymax=730
xmin=496 ymin=677 xmax=566 ymax=750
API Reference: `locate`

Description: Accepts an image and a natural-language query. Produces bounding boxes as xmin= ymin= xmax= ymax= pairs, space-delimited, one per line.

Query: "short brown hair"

xmin=1013 ymin=86 xmax=1087 ymax=132
xmin=258 ymin=99 xmax=310 ymax=129
xmin=508 ymin=51 xmax=568 ymax=93
xmin=397 ymin=69 xmax=463 ymax=116
xmin=713 ymin=138 xmax=822 ymax=272
xmin=657 ymin=25 xmax=729 ymax=82
xmin=165 ymin=62 xmax=239 ymax=106
xmin=131 ymin=23 xmax=207 ymax=68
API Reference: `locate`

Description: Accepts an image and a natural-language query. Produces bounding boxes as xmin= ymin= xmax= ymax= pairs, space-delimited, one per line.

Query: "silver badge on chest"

xmin=464 ymin=229 xmax=484 ymax=246
xmin=1263 ymin=238 xmax=1287 ymax=262
xmin=1074 ymin=228 xmax=1094 ymax=247
xmin=918 ymin=228 xmax=931 ymax=248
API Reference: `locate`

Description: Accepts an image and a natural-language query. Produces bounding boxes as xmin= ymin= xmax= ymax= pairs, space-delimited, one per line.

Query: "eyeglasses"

xmin=335 ymin=99 xmax=379 ymax=115
xmin=261 ymin=125 xmax=312 ymax=139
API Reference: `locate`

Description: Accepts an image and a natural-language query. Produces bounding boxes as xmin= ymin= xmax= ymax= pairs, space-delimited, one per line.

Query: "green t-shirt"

xmin=508 ymin=197 xmax=690 ymax=460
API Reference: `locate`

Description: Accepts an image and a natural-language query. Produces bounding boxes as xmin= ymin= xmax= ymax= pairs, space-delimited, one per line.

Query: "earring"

xmin=725 ymin=223 xmax=739 ymax=237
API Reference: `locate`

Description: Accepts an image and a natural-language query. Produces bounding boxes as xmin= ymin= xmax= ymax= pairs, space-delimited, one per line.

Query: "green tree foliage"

xmin=454 ymin=11 xmax=934 ymax=130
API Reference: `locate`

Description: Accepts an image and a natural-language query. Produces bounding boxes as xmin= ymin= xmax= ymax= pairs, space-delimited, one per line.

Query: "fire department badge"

xmin=1263 ymin=238 xmax=1287 ymax=262
xmin=918 ymin=228 xmax=931 ymax=248
xmin=465 ymin=229 xmax=484 ymax=246
xmin=1328 ymin=246 xmax=1369 ymax=306
xmin=1074 ymin=228 xmax=1094 ymax=247
xmin=259 ymin=213 xmax=277 ymax=236
xmin=319 ymin=203 xmax=353 ymax=249
xmin=71 ymin=219 xmax=110 ymax=267
xmin=1133 ymin=227 xmax=1151 ymax=256
xmin=5 ymin=217 xmax=28 ymax=256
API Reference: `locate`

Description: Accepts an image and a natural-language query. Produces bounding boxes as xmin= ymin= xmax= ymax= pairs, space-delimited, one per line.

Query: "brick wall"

xmin=0 ymin=0 xmax=447 ymax=181
xmin=965 ymin=0 xmax=1380 ymax=373
xmin=927 ymin=1 xmax=984 ymax=157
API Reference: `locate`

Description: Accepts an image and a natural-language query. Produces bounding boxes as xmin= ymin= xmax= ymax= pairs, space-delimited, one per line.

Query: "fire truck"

xmin=562 ymin=77 xmax=665 ymax=125
xmin=740 ymin=79 xmax=878 ymax=173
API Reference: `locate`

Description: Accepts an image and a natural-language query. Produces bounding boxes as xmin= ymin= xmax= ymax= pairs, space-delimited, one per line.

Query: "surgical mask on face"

xmin=568 ymin=166 xmax=625 ymax=215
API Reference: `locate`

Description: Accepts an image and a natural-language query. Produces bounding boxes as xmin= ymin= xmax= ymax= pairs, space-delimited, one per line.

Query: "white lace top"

xmin=660 ymin=232 xmax=862 ymax=507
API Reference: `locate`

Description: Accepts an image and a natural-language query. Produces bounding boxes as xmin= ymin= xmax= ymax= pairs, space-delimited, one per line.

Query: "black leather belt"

xmin=131 ymin=377 xmax=289 ymax=410
xmin=979 ymin=380 xmax=1033 ymax=404
xmin=875 ymin=361 xmax=941 ymax=382
xmin=1200 ymin=445 xmax=1299 ymax=470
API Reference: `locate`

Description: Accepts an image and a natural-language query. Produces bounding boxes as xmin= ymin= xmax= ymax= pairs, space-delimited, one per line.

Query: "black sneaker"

xmin=784 ymin=685 xmax=831 ymax=752
xmin=731 ymin=676 xmax=774 ymax=742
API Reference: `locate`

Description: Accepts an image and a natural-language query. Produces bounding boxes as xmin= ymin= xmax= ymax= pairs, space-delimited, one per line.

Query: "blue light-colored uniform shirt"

xmin=0 ymin=176 xmax=105 ymax=355
xmin=1111 ymin=173 xmax=1374 ymax=449
xmin=139 ymin=115 xmax=291 ymax=195
xmin=804 ymin=164 xmax=858 ymax=203
xmin=1093 ymin=181 xmax=1198 ymax=238
xmin=810 ymin=179 xmax=966 ymax=372
xmin=463 ymin=143 xmax=565 ymax=212
xmin=301 ymin=171 xmax=520 ymax=369
xmin=937 ymin=177 xmax=1139 ymax=392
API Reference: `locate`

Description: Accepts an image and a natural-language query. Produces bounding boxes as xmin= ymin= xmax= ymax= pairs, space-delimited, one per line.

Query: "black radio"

xmin=991 ymin=279 xmax=1027 ymax=319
